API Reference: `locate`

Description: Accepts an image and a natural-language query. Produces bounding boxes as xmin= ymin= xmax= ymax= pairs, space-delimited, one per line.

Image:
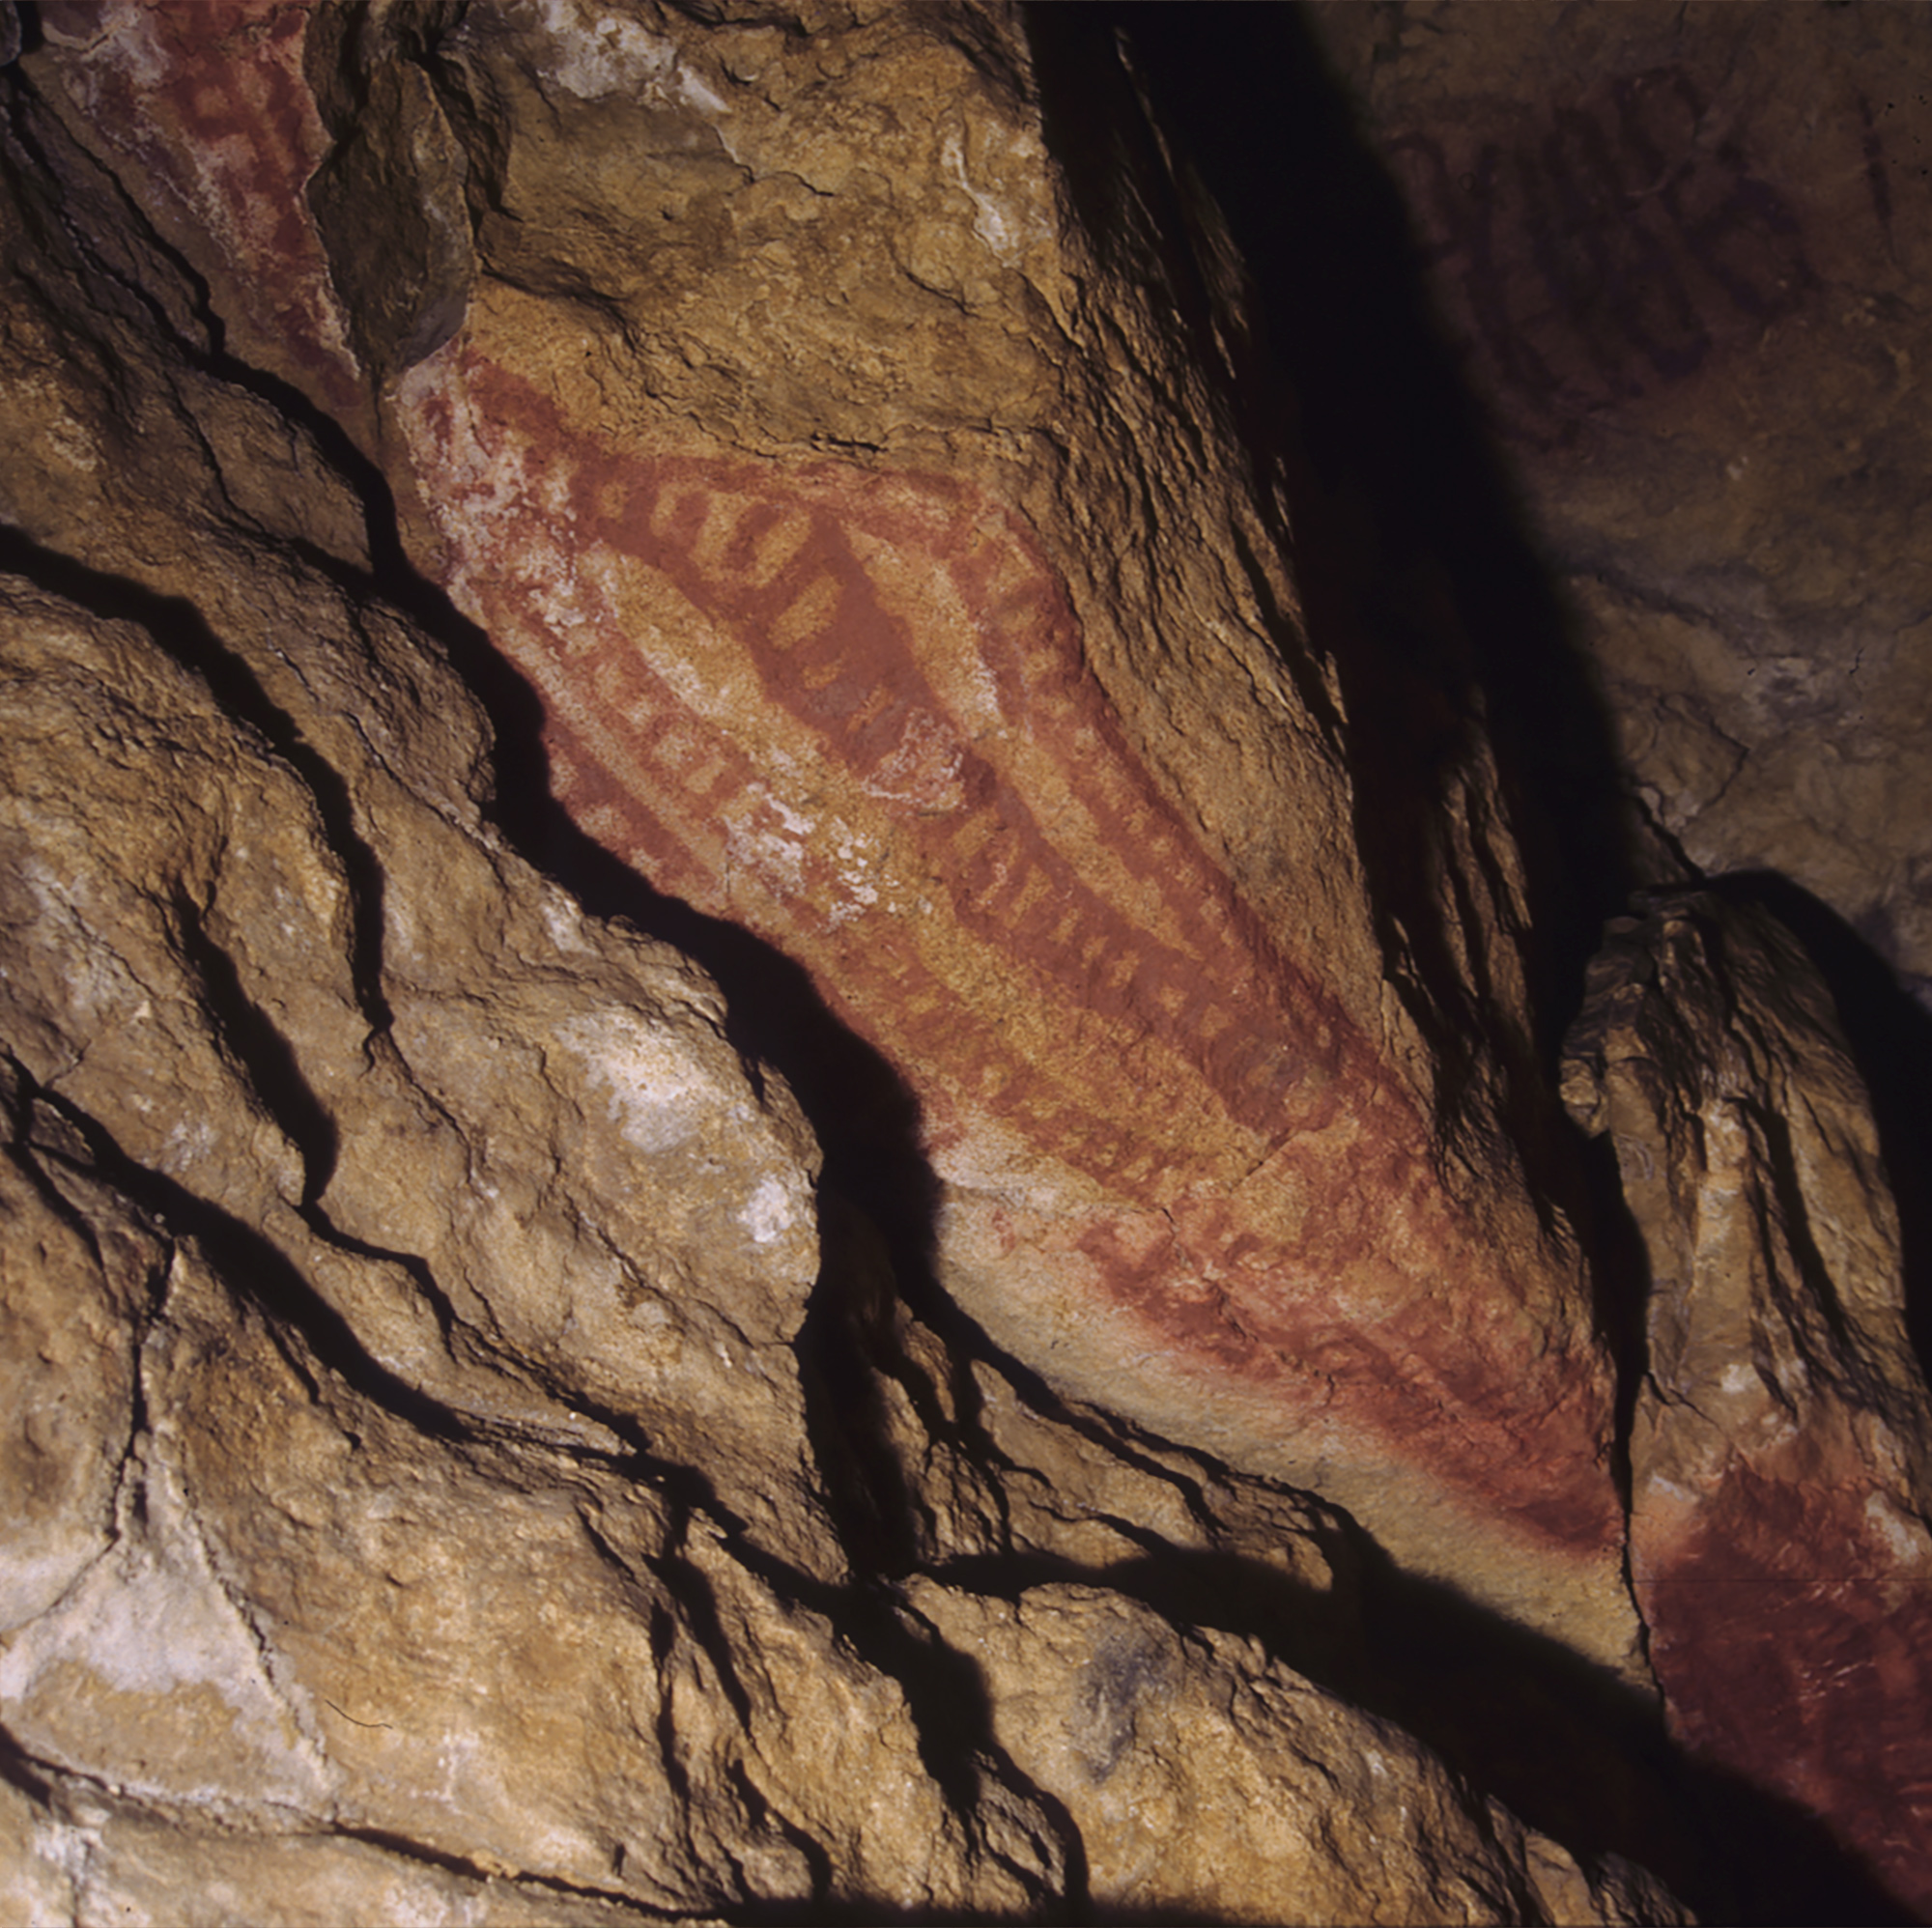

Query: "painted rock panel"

xmin=392 ymin=343 xmax=1621 ymax=1600
xmin=24 ymin=0 xmax=1637 ymax=1666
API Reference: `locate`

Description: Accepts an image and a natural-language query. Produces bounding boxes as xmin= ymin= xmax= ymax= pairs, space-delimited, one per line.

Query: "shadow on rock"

xmin=1345 ymin=1545 xmax=1917 ymax=1926
xmin=923 ymin=1496 xmax=1913 ymax=1925
xmin=1025 ymin=0 xmax=1641 ymax=1073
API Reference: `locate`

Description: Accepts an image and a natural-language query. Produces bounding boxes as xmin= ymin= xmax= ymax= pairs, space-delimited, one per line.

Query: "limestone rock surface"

xmin=0 ymin=545 xmax=1057 ymax=1920
xmin=0 ymin=6 xmax=1703 ymax=1918
xmin=0 ymin=567 xmax=833 ymax=1585
xmin=1305 ymin=0 xmax=1932 ymax=1005
xmin=12 ymin=0 xmax=1930 ymax=1919
xmin=19 ymin=0 xmax=1655 ymax=1673
xmin=1564 ymin=891 xmax=1932 ymax=1918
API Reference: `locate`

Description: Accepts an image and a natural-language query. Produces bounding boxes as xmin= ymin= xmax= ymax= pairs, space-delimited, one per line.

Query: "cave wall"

xmin=1303 ymin=0 xmax=1932 ymax=1005
xmin=0 ymin=1 xmax=1928 ymax=1921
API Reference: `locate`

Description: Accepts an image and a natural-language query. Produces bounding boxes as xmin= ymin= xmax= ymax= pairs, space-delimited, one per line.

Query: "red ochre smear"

xmin=1637 ymin=1463 xmax=1932 ymax=1916
xmin=405 ymin=349 xmax=1621 ymax=1558
xmin=69 ymin=0 xmax=365 ymax=424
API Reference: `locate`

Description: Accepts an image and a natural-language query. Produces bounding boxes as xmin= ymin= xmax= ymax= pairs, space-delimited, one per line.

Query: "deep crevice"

xmin=170 ymin=893 xmax=341 ymax=1209
xmin=639 ymin=1533 xmax=756 ymax=1736
xmin=0 ymin=525 xmax=397 ymax=1041
xmin=0 ymin=1723 xmax=58 ymax=1808
xmin=331 ymin=1824 xmax=681 ymax=1918
xmin=18 ymin=1063 xmax=474 ymax=1446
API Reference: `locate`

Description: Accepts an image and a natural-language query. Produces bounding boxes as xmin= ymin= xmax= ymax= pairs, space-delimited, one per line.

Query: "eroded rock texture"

xmin=0 ymin=0 xmax=1924 ymax=1921
xmin=0 ymin=449 xmax=1655 ymax=1915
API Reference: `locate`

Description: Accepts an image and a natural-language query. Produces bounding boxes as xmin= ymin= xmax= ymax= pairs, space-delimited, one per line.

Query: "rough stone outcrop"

xmin=1304 ymin=0 xmax=1932 ymax=1006
xmin=3 ymin=0 xmax=1927 ymax=1920
xmin=908 ymin=1578 xmax=1677 ymax=1928
xmin=0 ymin=498 xmax=1061 ymax=1919
xmin=0 ymin=3 xmax=1705 ymax=1918
xmin=1564 ymin=892 xmax=1932 ymax=1919
xmin=12 ymin=0 xmax=1645 ymax=1674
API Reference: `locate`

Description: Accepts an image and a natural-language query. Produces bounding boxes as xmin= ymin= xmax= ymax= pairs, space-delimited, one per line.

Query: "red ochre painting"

xmin=43 ymin=4 xmax=1932 ymax=1910
xmin=394 ymin=342 xmax=1621 ymax=1562
xmin=1634 ymin=1444 xmax=1932 ymax=1916
xmin=47 ymin=0 xmax=366 ymax=425
xmin=61 ymin=0 xmax=1625 ymax=1586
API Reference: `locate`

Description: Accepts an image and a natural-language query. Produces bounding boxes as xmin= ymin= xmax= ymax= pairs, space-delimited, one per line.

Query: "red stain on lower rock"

xmin=395 ymin=344 xmax=1623 ymax=1559
xmin=1637 ymin=1461 xmax=1932 ymax=1915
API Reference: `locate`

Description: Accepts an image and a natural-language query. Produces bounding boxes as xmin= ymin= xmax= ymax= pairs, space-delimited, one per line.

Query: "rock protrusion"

xmin=1565 ymin=891 xmax=1932 ymax=1916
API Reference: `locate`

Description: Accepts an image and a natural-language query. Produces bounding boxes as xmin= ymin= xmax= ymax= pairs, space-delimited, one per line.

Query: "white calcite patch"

xmin=539 ymin=889 xmax=593 ymax=956
xmin=536 ymin=0 xmax=727 ymax=116
xmin=1864 ymin=1489 xmax=1932 ymax=1569
xmin=0 ymin=1545 xmax=116 ymax=1637
xmin=14 ymin=858 xmax=144 ymax=1029
xmin=724 ymin=811 xmax=808 ymax=902
xmin=555 ymin=1009 xmax=724 ymax=1153
xmin=43 ymin=1 xmax=169 ymax=89
xmin=0 ymin=1449 xmax=333 ymax=1812
xmin=940 ymin=121 xmax=1052 ymax=268
xmin=741 ymin=1174 xmax=796 ymax=1245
